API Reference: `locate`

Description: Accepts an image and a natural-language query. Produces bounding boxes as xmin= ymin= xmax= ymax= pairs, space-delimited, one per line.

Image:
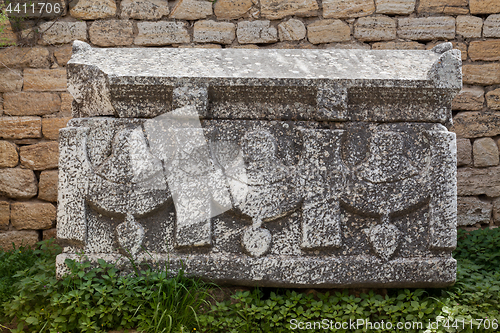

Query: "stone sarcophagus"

xmin=56 ymin=41 xmax=461 ymax=288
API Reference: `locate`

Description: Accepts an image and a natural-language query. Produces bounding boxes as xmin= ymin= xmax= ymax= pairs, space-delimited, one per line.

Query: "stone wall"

xmin=0 ymin=0 xmax=499 ymax=250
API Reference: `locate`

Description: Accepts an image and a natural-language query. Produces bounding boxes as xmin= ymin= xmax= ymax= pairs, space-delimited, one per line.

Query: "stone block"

xmin=23 ymin=69 xmax=67 ymax=92
xmin=0 ymin=19 xmax=17 ymax=46
xmin=470 ymin=0 xmax=500 ymax=14
xmin=0 ymin=168 xmax=38 ymax=199
xmin=0 ymin=69 xmax=23 ymax=93
xmin=486 ymin=88 xmax=500 ymax=110
xmin=0 ymin=117 xmax=41 ymax=139
xmin=375 ymin=0 xmax=415 ymax=14
xmin=0 ymin=201 xmax=9 ymax=229
xmin=169 ymin=0 xmax=213 ymax=20
xmin=214 ymin=0 xmax=253 ymax=19
xmin=43 ymin=228 xmax=58 ymax=240
xmin=0 ymin=47 xmax=50 ymax=68
xmin=20 ymin=142 xmax=59 ymax=170
xmin=237 ymin=21 xmax=278 ymax=44
xmin=456 ymin=16 xmax=483 ymax=38
xmin=89 ymin=20 xmax=134 ymax=47
xmin=417 ymin=0 xmax=468 ymax=14
xmin=0 ymin=141 xmax=18 ymax=168
xmin=398 ymin=17 xmax=455 ymax=41
xmin=484 ymin=14 xmax=500 ymax=37
xmin=426 ymin=41 xmax=467 ymax=61
xmin=452 ymin=87 xmax=484 ymax=111
xmin=38 ymin=22 xmax=88 ymax=45
xmin=38 ymin=170 xmax=59 ymax=202
xmin=493 ymin=197 xmax=500 ymax=225
xmin=42 ymin=117 xmax=71 ymax=140
xmin=0 ymin=231 xmax=39 ymax=251
xmin=457 ymin=138 xmax=472 ymax=166
xmin=473 ymin=137 xmax=499 ymax=167
xmin=372 ymin=41 xmax=425 ymax=50
xmin=11 ymin=202 xmax=56 ymax=230
xmin=178 ymin=44 xmax=222 ymax=48
xmin=135 ymin=22 xmax=190 ymax=46
xmin=458 ymin=166 xmax=500 ymax=197
xmin=451 ymin=112 xmax=500 ymax=138
xmin=60 ymin=93 xmax=74 ymax=116
xmin=260 ymin=0 xmax=318 ymax=20
xmin=69 ymin=0 xmax=117 ymax=19
xmin=3 ymin=92 xmax=61 ymax=116
xmin=457 ymin=197 xmax=491 ymax=226
xmin=278 ymin=19 xmax=307 ymax=41
xmin=463 ymin=63 xmax=500 ymax=85
xmin=193 ymin=21 xmax=236 ymax=45
xmin=323 ymin=0 xmax=375 ymax=18
xmin=307 ymin=19 xmax=350 ymax=44
xmin=120 ymin=0 xmax=170 ymax=19
xmin=354 ymin=16 xmax=396 ymax=42
xmin=469 ymin=40 xmax=500 ymax=61
xmin=54 ymin=45 xmax=73 ymax=66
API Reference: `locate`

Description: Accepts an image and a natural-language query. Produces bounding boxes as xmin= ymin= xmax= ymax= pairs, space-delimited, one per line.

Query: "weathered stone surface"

xmin=278 ymin=19 xmax=306 ymax=41
xmin=375 ymin=0 xmax=415 ymax=14
xmin=42 ymin=117 xmax=71 ymax=140
xmin=54 ymin=46 xmax=73 ymax=66
xmin=0 ymin=69 xmax=23 ymax=93
xmin=38 ymin=22 xmax=88 ymax=45
xmin=260 ymin=0 xmax=318 ymax=20
xmin=89 ymin=20 xmax=134 ymax=47
xmin=69 ymin=0 xmax=117 ymax=19
xmin=484 ymin=14 xmax=500 ymax=37
xmin=458 ymin=166 xmax=500 ymax=197
xmin=38 ymin=170 xmax=59 ymax=202
xmin=0 ymin=117 xmax=41 ymax=139
xmin=486 ymin=88 xmax=500 ymax=110
xmin=214 ymin=0 xmax=253 ymax=19
xmin=372 ymin=41 xmax=425 ymax=50
xmin=11 ymin=202 xmax=56 ymax=230
xmin=60 ymin=93 xmax=74 ymax=116
xmin=0 ymin=201 xmax=9 ymax=229
xmin=417 ymin=0 xmax=468 ymax=14
xmin=0 ymin=231 xmax=39 ymax=251
xmin=193 ymin=21 xmax=235 ymax=45
xmin=120 ymin=0 xmax=170 ymax=19
xmin=457 ymin=197 xmax=491 ymax=226
xmin=307 ymin=19 xmax=350 ymax=44
xmin=135 ymin=22 xmax=190 ymax=46
xmin=463 ymin=63 xmax=500 ymax=85
xmin=237 ymin=21 xmax=278 ymax=44
xmin=0 ymin=47 xmax=50 ymax=68
xmin=43 ymin=228 xmax=58 ymax=240
xmin=452 ymin=87 xmax=484 ymax=111
xmin=0 ymin=168 xmax=38 ymax=199
xmin=20 ymin=142 xmax=59 ymax=170
xmin=451 ymin=112 xmax=500 ymax=138
xmin=426 ymin=41 xmax=467 ymax=61
xmin=354 ymin=16 xmax=396 ymax=42
xmin=457 ymin=138 xmax=472 ymax=166
xmin=470 ymin=0 xmax=500 ymax=15
xmin=469 ymin=40 xmax=500 ymax=61
xmin=398 ymin=17 xmax=455 ymax=41
xmin=178 ymin=44 xmax=222 ymax=48
xmin=456 ymin=16 xmax=483 ymax=38
xmin=493 ymin=197 xmax=500 ymax=225
xmin=169 ymin=0 xmax=212 ymax=20
xmin=0 ymin=141 xmax=18 ymax=168
xmin=23 ymin=69 xmax=67 ymax=92
xmin=0 ymin=19 xmax=17 ymax=46
xmin=3 ymin=92 xmax=60 ymax=116
xmin=323 ymin=0 xmax=375 ymax=18
xmin=473 ymin=137 xmax=499 ymax=167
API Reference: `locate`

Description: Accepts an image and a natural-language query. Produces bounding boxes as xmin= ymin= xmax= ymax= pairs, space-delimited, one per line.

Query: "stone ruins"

xmin=56 ymin=40 xmax=461 ymax=288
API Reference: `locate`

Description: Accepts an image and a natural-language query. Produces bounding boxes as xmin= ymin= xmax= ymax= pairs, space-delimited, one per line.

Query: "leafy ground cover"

xmin=0 ymin=228 xmax=499 ymax=333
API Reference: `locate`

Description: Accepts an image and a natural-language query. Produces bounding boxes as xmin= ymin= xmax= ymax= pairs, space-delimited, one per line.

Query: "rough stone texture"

xmin=457 ymin=138 xmax=472 ymax=166
xmin=372 ymin=41 xmax=425 ymax=50
xmin=0 ymin=69 xmax=23 ymax=93
xmin=484 ymin=14 xmax=500 ymax=37
xmin=457 ymin=197 xmax=491 ymax=226
xmin=69 ymin=0 xmax=117 ymax=19
xmin=23 ymin=69 xmax=67 ymax=92
xmin=0 ymin=168 xmax=38 ymax=199
xmin=0 ymin=201 xmax=9 ymax=230
xmin=135 ymin=22 xmax=190 ymax=46
xmin=493 ymin=197 xmax=500 ymax=225
xmin=307 ymin=19 xmax=350 ymax=44
xmin=375 ymin=0 xmax=415 ymax=14
xmin=470 ymin=0 xmax=500 ymax=15
xmin=193 ymin=21 xmax=236 ymax=45
xmin=120 ymin=0 xmax=170 ymax=19
xmin=469 ymin=40 xmax=500 ymax=61
xmin=169 ymin=0 xmax=213 ymax=20
xmin=39 ymin=170 xmax=59 ymax=202
xmin=354 ymin=16 xmax=396 ymax=42
xmin=42 ymin=117 xmax=71 ymax=140
xmin=0 ymin=19 xmax=17 ymax=46
xmin=278 ymin=19 xmax=307 ymax=41
xmin=323 ymin=0 xmax=375 ymax=19
xmin=43 ymin=228 xmax=58 ymax=240
xmin=0 ymin=47 xmax=50 ymax=68
xmin=38 ymin=22 xmax=88 ymax=45
xmin=473 ymin=137 xmax=499 ymax=167
xmin=0 ymin=141 xmax=18 ymax=168
xmin=452 ymin=87 xmax=484 ymax=111
xmin=60 ymin=93 xmax=74 ymax=116
xmin=54 ymin=46 xmax=73 ymax=66
xmin=89 ymin=20 xmax=134 ymax=47
xmin=260 ymin=0 xmax=318 ymax=20
xmin=458 ymin=166 xmax=500 ymax=197
xmin=3 ymin=92 xmax=61 ymax=116
xmin=486 ymin=88 xmax=500 ymax=110
xmin=237 ymin=21 xmax=278 ymax=44
xmin=11 ymin=202 xmax=56 ymax=230
xmin=451 ymin=112 xmax=500 ymax=138
xmin=0 ymin=231 xmax=39 ymax=251
xmin=214 ymin=0 xmax=253 ymax=19
xmin=0 ymin=117 xmax=41 ymax=139
xmin=20 ymin=142 xmax=59 ymax=170
xmin=462 ymin=63 xmax=500 ymax=85
xmin=426 ymin=41 xmax=467 ymax=61
xmin=417 ymin=0 xmax=468 ymax=14
xmin=456 ymin=16 xmax=483 ymax=38
xmin=398 ymin=17 xmax=455 ymax=41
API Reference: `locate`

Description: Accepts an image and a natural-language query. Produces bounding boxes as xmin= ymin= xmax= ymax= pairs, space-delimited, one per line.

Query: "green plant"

xmin=453 ymin=228 xmax=500 ymax=272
